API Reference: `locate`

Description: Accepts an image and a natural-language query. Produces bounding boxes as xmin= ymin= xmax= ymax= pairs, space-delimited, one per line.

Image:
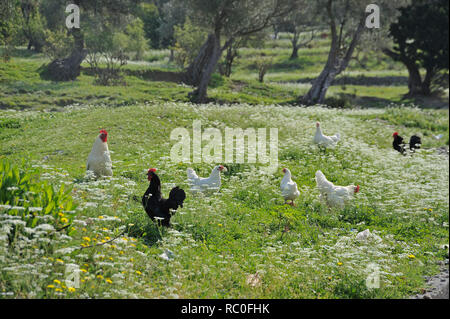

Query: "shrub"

xmin=125 ymin=18 xmax=149 ymax=61
xmin=255 ymin=54 xmax=273 ymax=83
xmin=173 ymin=18 xmax=207 ymax=68
xmin=85 ymin=24 xmax=129 ymax=86
xmin=43 ymin=29 xmax=74 ymax=61
xmin=0 ymin=159 xmax=76 ymax=236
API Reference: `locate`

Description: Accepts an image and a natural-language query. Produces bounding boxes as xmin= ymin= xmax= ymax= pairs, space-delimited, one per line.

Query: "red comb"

xmin=100 ymin=129 xmax=108 ymax=135
xmin=393 ymin=132 xmax=398 ymax=137
xmin=148 ymin=168 xmax=157 ymax=173
xmin=355 ymin=185 xmax=360 ymax=193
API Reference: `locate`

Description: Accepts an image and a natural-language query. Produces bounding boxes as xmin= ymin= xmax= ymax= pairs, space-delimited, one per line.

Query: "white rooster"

xmin=315 ymin=170 xmax=359 ymax=209
xmin=86 ymin=129 xmax=113 ymax=177
xmin=280 ymin=168 xmax=300 ymax=206
xmin=314 ymin=122 xmax=340 ymax=148
xmin=187 ymin=165 xmax=227 ymax=193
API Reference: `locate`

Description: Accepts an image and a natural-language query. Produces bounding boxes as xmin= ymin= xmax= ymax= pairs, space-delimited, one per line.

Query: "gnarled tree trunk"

xmin=43 ymin=27 xmax=87 ymax=82
xmin=301 ymin=6 xmax=364 ymax=105
xmin=184 ymin=33 xmax=224 ymax=103
xmin=384 ymin=49 xmax=434 ymax=97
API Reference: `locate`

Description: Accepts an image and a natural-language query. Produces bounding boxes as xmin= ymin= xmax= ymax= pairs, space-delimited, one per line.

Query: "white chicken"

xmin=280 ymin=168 xmax=300 ymax=206
xmin=315 ymin=170 xmax=359 ymax=209
xmin=314 ymin=122 xmax=340 ymax=148
xmin=187 ymin=165 xmax=226 ymax=192
xmin=86 ymin=129 xmax=113 ymax=177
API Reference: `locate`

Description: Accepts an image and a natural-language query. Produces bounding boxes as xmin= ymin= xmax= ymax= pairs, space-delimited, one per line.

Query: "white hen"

xmin=315 ymin=170 xmax=359 ymax=209
xmin=280 ymin=168 xmax=300 ymax=206
xmin=314 ymin=122 xmax=340 ymax=148
xmin=187 ymin=165 xmax=226 ymax=192
xmin=86 ymin=129 xmax=113 ymax=177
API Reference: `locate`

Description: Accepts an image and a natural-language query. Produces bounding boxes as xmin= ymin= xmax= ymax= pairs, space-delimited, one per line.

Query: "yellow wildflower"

xmin=53 ymin=279 xmax=61 ymax=285
xmin=56 ymin=259 xmax=64 ymax=264
xmin=408 ymin=254 xmax=416 ymax=259
xmin=61 ymin=218 xmax=68 ymax=224
xmin=136 ymin=271 xmax=142 ymax=275
xmin=47 ymin=285 xmax=55 ymax=289
xmin=337 ymin=262 xmax=343 ymax=266
xmin=82 ymin=237 xmax=91 ymax=242
xmin=55 ymin=288 xmax=63 ymax=292
xmin=106 ymin=278 xmax=113 ymax=284
xmin=68 ymin=287 xmax=76 ymax=292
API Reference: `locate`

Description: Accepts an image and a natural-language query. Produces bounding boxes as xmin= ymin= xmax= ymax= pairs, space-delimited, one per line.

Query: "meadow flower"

xmin=106 ymin=278 xmax=113 ymax=284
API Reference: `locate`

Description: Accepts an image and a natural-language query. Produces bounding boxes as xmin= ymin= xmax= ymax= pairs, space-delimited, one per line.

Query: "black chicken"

xmin=142 ymin=168 xmax=186 ymax=227
xmin=409 ymin=135 xmax=422 ymax=152
xmin=392 ymin=132 xmax=406 ymax=155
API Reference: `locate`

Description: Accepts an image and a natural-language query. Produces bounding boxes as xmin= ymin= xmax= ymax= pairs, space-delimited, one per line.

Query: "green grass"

xmin=0 ymin=34 xmax=448 ymax=299
xmin=0 ymin=103 xmax=448 ymax=299
xmin=1 ymin=36 xmax=436 ymax=110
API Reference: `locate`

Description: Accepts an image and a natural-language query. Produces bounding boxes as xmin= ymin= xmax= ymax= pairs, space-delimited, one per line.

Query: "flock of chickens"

xmin=85 ymin=122 xmax=421 ymax=227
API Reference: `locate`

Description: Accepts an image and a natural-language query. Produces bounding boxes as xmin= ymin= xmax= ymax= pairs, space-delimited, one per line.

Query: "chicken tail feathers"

xmin=187 ymin=168 xmax=199 ymax=181
xmin=332 ymin=133 xmax=341 ymax=143
xmin=168 ymin=186 xmax=186 ymax=209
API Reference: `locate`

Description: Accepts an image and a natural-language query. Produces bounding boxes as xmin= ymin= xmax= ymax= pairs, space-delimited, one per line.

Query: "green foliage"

xmin=124 ymin=18 xmax=150 ymax=60
xmin=388 ymin=0 xmax=449 ymax=82
xmin=173 ymin=17 xmax=207 ymax=68
xmin=43 ymin=29 xmax=74 ymax=60
xmin=85 ymin=23 xmax=130 ymax=86
xmin=137 ymin=2 xmax=162 ymax=49
xmin=0 ymin=158 xmax=76 ymax=234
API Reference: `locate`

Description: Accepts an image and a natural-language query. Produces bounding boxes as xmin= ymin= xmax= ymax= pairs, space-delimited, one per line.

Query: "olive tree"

xmin=300 ymin=0 xmax=404 ymax=105
xmin=176 ymin=0 xmax=295 ymax=103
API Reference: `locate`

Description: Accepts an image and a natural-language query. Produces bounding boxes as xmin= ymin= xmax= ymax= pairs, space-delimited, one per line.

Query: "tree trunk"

xmin=302 ymin=67 xmax=337 ymax=105
xmin=421 ymin=68 xmax=434 ymax=96
xmin=184 ymin=34 xmax=219 ymax=86
xmin=43 ymin=28 xmax=87 ymax=82
xmin=406 ymin=62 xmax=423 ymax=96
xmin=290 ymin=46 xmax=299 ymax=59
xmin=186 ymin=33 xmax=223 ymax=103
xmin=290 ymin=31 xmax=299 ymax=59
xmin=169 ymin=49 xmax=174 ymax=63
xmin=301 ymin=10 xmax=365 ymax=106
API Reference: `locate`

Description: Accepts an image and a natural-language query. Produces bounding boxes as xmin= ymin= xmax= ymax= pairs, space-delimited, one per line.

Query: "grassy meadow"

xmin=0 ymin=33 xmax=449 ymax=299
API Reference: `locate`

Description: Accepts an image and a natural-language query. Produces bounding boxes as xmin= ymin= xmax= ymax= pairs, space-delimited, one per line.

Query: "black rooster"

xmin=409 ymin=135 xmax=422 ymax=152
xmin=142 ymin=168 xmax=186 ymax=227
xmin=392 ymin=132 xmax=406 ymax=155
xmin=393 ymin=132 xmax=422 ymax=155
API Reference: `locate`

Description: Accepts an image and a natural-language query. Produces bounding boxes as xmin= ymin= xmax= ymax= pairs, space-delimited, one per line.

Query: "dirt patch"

xmin=410 ymin=259 xmax=449 ymax=299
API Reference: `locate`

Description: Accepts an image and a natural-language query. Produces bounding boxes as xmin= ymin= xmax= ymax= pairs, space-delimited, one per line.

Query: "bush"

xmin=85 ymin=24 xmax=129 ymax=86
xmin=173 ymin=18 xmax=207 ymax=68
xmin=124 ymin=18 xmax=150 ymax=61
xmin=0 ymin=159 xmax=76 ymax=236
xmin=255 ymin=54 xmax=273 ymax=83
xmin=43 ymin=29 xmax=74 ymax=61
